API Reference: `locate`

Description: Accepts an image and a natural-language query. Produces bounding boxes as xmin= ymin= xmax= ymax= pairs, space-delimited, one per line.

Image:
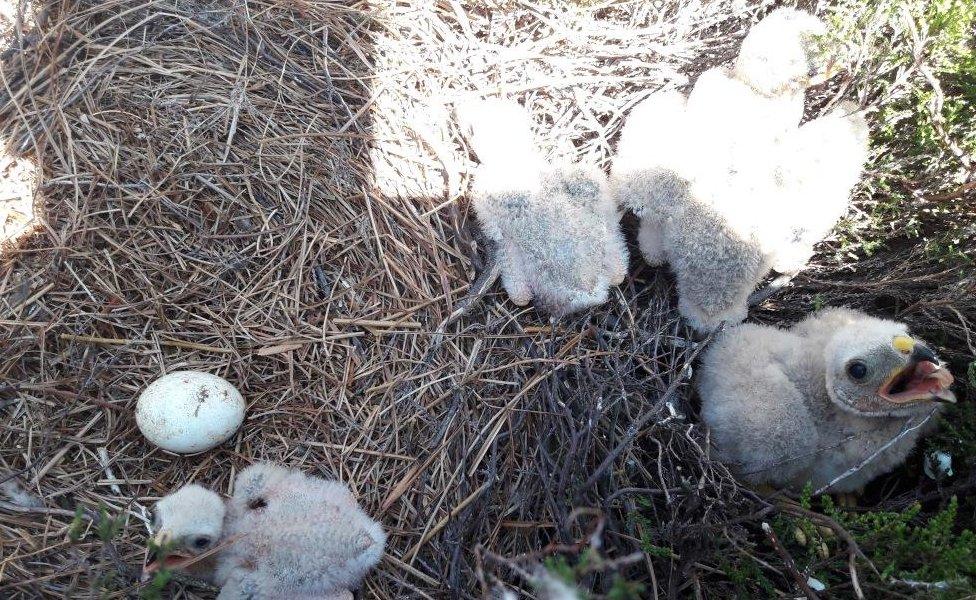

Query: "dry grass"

xmin=0 ymin=0 xmax=972 ymax=598
xmin=0 ymin=0 xmax=37 ymax=243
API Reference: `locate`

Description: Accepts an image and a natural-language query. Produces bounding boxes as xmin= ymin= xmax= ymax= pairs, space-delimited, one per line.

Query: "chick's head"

xmin=147 ymin=484 xmax=225 ymax=576
xmin=825 ymin=319 xmax=955 ymax=417
xmin=229 ymin=461 xmax=294 ymax=511
xmin=734 ymin=8 xmax=836 ymax=96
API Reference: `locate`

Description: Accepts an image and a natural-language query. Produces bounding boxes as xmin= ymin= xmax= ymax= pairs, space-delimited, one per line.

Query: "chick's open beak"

xmin=152 ymin=529 xmax=172 ymax=548
xmin=144 ymin=529 xmax=193 ymax=577
xmin=880 ymin=341 xmax=956 ymax=404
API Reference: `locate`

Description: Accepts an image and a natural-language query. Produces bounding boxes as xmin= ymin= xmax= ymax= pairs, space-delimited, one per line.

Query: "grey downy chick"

xmin=456 ymin=98 xmax=628 ymax=317
xmin=147 ymin=462 xmax=385 ymax=599
xmin=697 ymin=308 xmax=955 ymax=493
xmin=611 ymin=8 xmax=869 ymax=332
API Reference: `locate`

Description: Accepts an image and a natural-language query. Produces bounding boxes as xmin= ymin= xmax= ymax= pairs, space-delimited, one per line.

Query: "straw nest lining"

xmin=0 ymin=0 xmax=972 ymax=598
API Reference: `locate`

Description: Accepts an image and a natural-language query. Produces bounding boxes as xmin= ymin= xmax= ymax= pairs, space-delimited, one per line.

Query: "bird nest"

xmin=0 ymin=0 xmax=973 ymax=598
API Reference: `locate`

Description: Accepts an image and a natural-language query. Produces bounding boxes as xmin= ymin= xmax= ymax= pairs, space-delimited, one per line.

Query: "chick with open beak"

xmin=144 ymin=463 xmax=385 ymax=599
xmin=698 ymin=308 xmax=955 ymax=494
xmin=826 ymin=329 xmax=956 ymax=416
xmin=147 ymin=483 xmax=225 ymax=579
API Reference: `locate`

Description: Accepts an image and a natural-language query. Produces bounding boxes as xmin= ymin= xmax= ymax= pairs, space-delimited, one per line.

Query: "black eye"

xmin=247 ymin=498 xmax=267 ymax=510
xmin=847 ymin=360 xmax=868 ymax=380
xmin=193 ymin=537 xmax=210 ymax=549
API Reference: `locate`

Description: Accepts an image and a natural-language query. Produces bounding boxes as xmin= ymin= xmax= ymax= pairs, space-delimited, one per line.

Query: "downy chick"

xmin=147 ymin=463 xmax=385 ymax=599
xmin=457 ymin=98 xmax=628 ymax=317
xmin=697 ymin=308 xmax=955 ymax=492
xmin=612 ymin=8 xmax=868 ymax=332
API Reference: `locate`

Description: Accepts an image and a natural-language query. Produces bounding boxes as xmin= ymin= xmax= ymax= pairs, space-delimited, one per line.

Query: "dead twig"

xmin=761 ymin=522 xmax=819 ymax=600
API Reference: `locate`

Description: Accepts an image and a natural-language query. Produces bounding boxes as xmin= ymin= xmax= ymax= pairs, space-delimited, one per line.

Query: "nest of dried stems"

xmin=0 ymin=0 xmax=972 ymax=598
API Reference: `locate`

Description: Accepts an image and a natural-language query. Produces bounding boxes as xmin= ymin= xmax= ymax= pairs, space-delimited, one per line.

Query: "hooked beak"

xmin=152 ymin=529 xmax=172 ymax=548
xmin=879 ymin=340 xmax=956 ymax=404
xmin=909 ymin=342 xmax=938 ymax=364
xmin=143 ymin=530 xmax=193 ymax=578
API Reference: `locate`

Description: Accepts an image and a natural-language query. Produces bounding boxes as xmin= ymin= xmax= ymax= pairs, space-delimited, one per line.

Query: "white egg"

xmin=136 ymin=371 xmax=245 ymax=454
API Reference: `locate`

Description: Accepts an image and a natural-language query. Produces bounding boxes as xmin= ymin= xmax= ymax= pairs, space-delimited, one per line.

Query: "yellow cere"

xmin=892 ymin=336 xmax=915 ymax=354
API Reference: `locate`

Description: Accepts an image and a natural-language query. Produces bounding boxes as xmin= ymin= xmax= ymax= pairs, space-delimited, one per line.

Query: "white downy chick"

xmin=457 ymin=98 xmax=628 ymax=317
xmin=733 ymin=8 xmax=833 ymax=103
xmin=0 ymin=478 xmax=44 ymax=508
xmin=611 ymin=8 xmax=869 ymax=332
xmin=149 ymin=483 xmax=226 ymax=581
xmin=148 ymin=463 xmax=385 ymax=599
xmin=697 ymin=308 xmax=956 ymax=492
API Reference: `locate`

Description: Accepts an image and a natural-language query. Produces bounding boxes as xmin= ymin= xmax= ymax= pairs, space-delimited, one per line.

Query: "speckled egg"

xmin=136 ymin=371 xmax=245 ymax=453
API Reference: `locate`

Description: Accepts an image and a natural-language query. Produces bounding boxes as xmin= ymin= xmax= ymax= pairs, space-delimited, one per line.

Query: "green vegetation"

xmin=929 ymin=400 xmax=976 ymax=469
xmin=823 ymin=496 xmax=975 ymax=588
xmin=719 ymin=554 xmax=778 ymax=598
xmin=828 ymin=0 xmax=976 ymax=265
xmin=140 ymin=568 xmax=173 ymax=600
xmin=95 ymin=503 xmax=124 ymax=543
xmin=767 ymin=495 xmax=976 ymax=598
xmin=67 ymin=505 xmax=87 ymax=542
xmin=542 ymin=554 xmax=578 ymax=586
xmin=536 ymin=548 xmax=646 ymax=598
xmin=139 ymin=536 xmax=178 ymax=598
xmin=606 ymin=576 xmax=645 ymax=600
xmin=65 ymin=503 xmax=176 ymax=598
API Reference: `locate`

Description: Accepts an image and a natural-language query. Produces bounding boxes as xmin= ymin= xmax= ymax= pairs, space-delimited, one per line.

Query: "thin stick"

xmin=761 ymin=522 xmax=818 ymax=600
xmin=59 ymin=333 xmax=232 ymax=354
xmin=813 ymin=408 xmax=938 ymax=495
